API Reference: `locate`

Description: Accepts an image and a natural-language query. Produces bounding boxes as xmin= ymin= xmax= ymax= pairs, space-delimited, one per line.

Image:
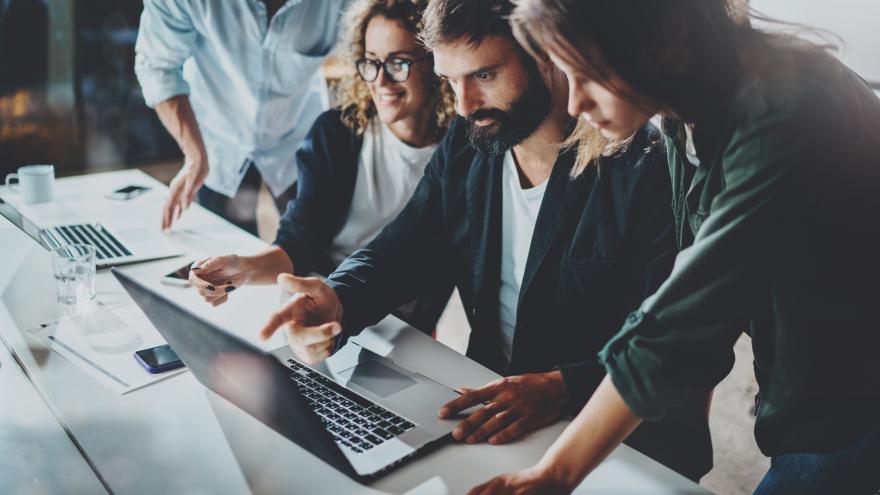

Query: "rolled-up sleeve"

xmin=599 ymin=94 xmax=819 ymax=420
xmin=134 ymin=0 xmax=197 ymax=107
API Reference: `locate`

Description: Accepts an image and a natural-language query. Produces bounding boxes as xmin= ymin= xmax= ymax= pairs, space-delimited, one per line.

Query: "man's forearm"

xmin=536 ymin=375 xmax=643 ymax=490
xmin=154 ymin=95 xmax=207 ymax=162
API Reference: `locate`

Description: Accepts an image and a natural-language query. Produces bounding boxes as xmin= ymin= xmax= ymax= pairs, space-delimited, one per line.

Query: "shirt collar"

xmin=661 ymin=117 xmax=701 ymax=167
xmin=249 ymin=0 xmax=302 ymax=10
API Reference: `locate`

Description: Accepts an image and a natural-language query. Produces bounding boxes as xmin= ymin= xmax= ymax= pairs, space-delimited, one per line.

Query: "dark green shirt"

xmin=599 ymin=50 xmax=880 ymax=456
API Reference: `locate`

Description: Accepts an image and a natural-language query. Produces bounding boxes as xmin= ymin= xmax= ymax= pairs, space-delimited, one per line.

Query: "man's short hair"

xmin=420 ymin=0 xmax=514 ymax=50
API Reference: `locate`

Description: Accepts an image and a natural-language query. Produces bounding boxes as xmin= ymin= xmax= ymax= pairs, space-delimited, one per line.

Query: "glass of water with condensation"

xmin=52 ymin=244 xmax=96 ymax=305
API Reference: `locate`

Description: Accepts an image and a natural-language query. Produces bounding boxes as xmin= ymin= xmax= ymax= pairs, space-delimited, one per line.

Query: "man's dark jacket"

xmin=325 ymin=116 xmax=713 ymax=480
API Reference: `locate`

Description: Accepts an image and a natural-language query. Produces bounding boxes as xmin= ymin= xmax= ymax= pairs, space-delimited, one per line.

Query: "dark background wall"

xmin=0 ymin=0 xmax=180 ymax=178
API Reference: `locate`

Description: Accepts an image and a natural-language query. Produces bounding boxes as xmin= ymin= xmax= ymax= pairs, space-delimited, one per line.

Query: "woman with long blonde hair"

xmin=471 ymin=0 xmax=880 ymax=493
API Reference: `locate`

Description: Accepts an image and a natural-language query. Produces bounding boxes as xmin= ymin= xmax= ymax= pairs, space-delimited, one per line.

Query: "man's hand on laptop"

xmin=258 ymin=274 xmax=344 ymax=364
xmin=438 ymin=371 xmax=568 ymax=445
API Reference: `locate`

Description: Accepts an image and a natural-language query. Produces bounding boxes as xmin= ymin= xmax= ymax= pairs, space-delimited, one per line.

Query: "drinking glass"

xmin=52 ymin=244 xmax=96 ymax=305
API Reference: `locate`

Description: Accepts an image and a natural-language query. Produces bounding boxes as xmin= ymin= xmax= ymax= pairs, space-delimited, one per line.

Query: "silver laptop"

xmin=0 ymin=195 xmax=182 ymax=267
xmin=112 ymin=268 xmax=461 ymax=481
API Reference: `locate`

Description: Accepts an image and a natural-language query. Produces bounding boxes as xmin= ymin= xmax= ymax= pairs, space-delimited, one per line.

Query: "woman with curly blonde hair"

xmin=336 ymin=0 xmax=456 ymax=140
xmin=186 ymin=0 xmax=455 ymax=332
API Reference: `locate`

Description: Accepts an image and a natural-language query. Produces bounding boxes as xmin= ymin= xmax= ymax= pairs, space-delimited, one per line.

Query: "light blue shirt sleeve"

xmin=132 ymin=0 xmax=352 ymax=196
xmin=134 ymin=0 xmax=197 ymax=108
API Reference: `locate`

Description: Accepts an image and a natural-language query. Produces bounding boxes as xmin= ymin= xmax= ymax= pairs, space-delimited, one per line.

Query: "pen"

xmin=47 ymin=335 xmax=130 ymax=388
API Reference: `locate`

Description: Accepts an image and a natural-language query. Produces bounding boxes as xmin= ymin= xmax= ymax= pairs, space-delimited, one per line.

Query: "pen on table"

xmin=47 ymin=335 xmax=130 ymax=388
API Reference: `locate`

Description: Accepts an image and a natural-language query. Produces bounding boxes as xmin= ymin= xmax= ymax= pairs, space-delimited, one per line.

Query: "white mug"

xmin=5 ymin=164 xmax=55 ymax=204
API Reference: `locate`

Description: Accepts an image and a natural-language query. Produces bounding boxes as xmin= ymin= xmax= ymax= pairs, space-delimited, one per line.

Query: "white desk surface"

xmin=0 ymin=169 xmax=712 ymax=494
xmin=0 ymin=321 xmax=108 ymax=494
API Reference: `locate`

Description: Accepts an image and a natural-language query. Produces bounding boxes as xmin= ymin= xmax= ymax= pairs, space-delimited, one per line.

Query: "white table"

xmin=0 ymin=170 xmax=712 ymax=494
xmin=0 ymin=324 xmax=108 ymax=494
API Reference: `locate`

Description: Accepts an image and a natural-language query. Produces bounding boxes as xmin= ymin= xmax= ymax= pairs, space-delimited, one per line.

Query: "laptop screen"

xmin=0 ymin=196 xmax=47 ymax=248
xmin=111 ymin=268 xmax=359 ymax=479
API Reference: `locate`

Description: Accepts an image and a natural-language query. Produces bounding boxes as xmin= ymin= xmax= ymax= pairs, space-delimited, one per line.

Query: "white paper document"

xmin=26 ymin=300 xmax=185 ymax=394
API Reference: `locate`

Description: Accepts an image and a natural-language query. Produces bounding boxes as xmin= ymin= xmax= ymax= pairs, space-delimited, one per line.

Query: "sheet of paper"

xmin=26 ymin=300 xmax=185 ymax=394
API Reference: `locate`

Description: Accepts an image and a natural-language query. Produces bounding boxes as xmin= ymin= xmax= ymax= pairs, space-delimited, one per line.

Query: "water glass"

xmin=52 ymin=244 xmax=97 ymax=305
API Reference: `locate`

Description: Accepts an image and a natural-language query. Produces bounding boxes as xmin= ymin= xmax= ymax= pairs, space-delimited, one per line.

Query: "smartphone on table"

xmin=134 ymin=344 xmax=185 ymax=374
xmin=106 ymin=185 xmax=151 ymax=200
xmin=160 ymin=262 xmax=193 ymax=287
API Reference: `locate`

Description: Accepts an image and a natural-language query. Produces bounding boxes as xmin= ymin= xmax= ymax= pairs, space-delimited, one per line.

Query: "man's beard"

xmin=465 ymin=66 xmax=552 ymax=155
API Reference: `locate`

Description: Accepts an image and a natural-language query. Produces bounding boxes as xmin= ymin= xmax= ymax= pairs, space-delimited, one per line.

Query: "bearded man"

xmin=257 ymin=0 xmax=713 ymax=481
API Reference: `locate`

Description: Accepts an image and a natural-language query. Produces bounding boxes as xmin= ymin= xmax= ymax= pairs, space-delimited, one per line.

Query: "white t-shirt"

xmin=498 ymin=151 xmax=548 ymax=363
xmin=329 ymin=118 xmax=437 ymax=266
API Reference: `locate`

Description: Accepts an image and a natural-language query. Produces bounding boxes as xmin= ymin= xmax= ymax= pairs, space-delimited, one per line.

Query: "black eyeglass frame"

xmin=354 ymin=55 xmax=433 ymax=83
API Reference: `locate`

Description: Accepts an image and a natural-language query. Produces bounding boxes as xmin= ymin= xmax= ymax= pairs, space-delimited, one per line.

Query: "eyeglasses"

xmin=355 ymin=56 xmax=432 ymax=83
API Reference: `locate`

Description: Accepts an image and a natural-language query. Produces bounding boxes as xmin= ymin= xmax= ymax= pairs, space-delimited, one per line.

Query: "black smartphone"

xmin=161 ymin=262 xmax=193 ymax=287
xmin=134 ymin=344 xmax=185 ymax=374
xmin=106 ymin=185 xmax=151 ymax=200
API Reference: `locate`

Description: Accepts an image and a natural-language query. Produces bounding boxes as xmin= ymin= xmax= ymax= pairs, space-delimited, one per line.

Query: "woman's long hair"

xmin=511 ymin=0 xmax=838 ymax=175
xmin=335 ymin=0 xmax=456 ymax=138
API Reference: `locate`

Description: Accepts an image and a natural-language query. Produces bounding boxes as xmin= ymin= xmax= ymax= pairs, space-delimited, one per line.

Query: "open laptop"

xmin=0 ymin=195 xmax=182 ymax=267
xmin=112 ymin=268 xmax=461 ymax=481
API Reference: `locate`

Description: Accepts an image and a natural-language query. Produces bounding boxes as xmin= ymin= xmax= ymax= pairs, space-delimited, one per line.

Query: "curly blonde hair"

xmin=336 ymin=0 xmax=456 ymax=138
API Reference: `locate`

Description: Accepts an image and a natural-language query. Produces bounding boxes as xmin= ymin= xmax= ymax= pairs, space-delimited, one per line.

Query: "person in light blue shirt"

xmin=134 ymin=0 xmax=351 ymax=234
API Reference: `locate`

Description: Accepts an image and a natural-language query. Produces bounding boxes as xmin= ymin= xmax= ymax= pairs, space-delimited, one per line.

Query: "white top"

xmin=134 ymin=0 xmax=351 ymax=197
xmin=498 ymin=151 xmax=548 ymax=362
xmin=329 ymin=119 xmax=438 ymax=266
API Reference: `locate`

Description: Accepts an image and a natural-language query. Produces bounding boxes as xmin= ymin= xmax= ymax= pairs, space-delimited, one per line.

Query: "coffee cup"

xmin=5 ymin=164 xmax=55 ymax=204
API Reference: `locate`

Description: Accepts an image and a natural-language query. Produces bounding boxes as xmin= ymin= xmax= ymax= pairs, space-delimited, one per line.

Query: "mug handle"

xmin=4 ymin=173 xmax=18 ymax=192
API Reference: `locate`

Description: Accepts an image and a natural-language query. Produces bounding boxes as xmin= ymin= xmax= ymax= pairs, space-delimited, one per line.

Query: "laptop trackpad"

xmin=337 ymin=360 xmax=417 ymax=398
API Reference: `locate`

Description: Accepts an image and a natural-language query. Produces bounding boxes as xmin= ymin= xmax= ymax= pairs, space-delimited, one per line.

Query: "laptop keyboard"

xmin=46 ymin=224 xmax=132 ymax=260
xmin=286 ymin=359 xmax=416 ymax=454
